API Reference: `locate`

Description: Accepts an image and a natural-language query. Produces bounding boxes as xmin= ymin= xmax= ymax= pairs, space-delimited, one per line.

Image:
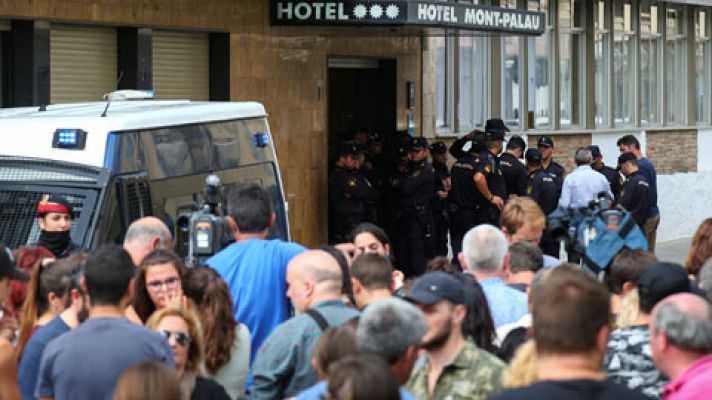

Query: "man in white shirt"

xmin=558 ymin=147 xmax=612 ymax=209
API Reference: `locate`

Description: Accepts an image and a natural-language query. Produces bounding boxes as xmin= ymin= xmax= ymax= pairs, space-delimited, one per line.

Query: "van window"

xmin=131 ymin=118 xmax=275 ymax=180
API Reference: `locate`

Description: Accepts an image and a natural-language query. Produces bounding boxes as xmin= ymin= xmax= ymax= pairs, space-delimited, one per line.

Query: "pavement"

xmin=655 ymin=237 xmax=692 ymax=265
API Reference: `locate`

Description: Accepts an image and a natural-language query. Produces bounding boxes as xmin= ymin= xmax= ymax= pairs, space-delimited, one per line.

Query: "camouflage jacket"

xmin=405 ymin=340 xmax=505 ymax=400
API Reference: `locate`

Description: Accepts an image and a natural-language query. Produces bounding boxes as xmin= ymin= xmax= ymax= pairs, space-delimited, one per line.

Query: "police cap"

xmin=484 ymin=130 xmax=506 ymax=141
xmin=537 ymin=136 xmax=554 ymax=148
xmin=409 ymin=137 xmax=429 ymax=151
xmin=525 ymin=148 xmax=542 ymax=164
xmin=429 ymin=141 xmax=447 ymax=155
xmin=485 ymin=118 xmax=510 ymax=133
xmin=337 ymin=142 xmax=363 ymax=158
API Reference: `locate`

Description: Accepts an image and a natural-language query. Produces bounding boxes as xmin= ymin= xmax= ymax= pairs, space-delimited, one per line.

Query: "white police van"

xmin=0 ymin=91 xmax=289 ymax=255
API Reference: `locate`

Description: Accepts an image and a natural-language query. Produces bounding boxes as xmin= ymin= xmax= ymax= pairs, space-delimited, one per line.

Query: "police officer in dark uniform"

xmin=35 ymin=194 xmax=82 ymax=258
xmin=449 ymin=129 xmax=485 ymax=160
xmin=537 ymin=136 xmax=565 ymax=201
xmin=589 ymin=145 xmax=622 ymax=201
xmin=618 ymin=152 xmax=650 ymax=229
xmin=500 ymin=135 xmax=528 ymax=199
xmin=474 ymin=130 xmax=507 ymax=226
xmin=429 ymin=141 xmax=450 ymax=257
xmin=394 ymin=137 xmax=436 ymax=277
xmin=525 ymin=149 xmax=558 ymax=215
xmin=328 ymin=142 xmax=379 ymax=243
xmin=448 ymin=137 xmax=483 ymax=262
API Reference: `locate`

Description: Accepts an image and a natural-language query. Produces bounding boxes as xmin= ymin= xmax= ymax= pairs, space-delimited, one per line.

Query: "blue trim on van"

xmin=103 ymin=133 xmax=117 ymax=169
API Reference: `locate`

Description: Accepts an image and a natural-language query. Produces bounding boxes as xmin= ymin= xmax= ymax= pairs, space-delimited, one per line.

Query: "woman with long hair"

xmin=9 ymin=247 xmax=54 ymax=316
xmin=15 ymin=250 xmax=76 ymax=360
xmin=147 ymin=307 xmax=230 ymax=400
xmin=685 ymin=218 xmax=712 ymax=277
xmin=132 ymin=249 xmax=185 ymax=324
xmin=183 ymin=267 xmax=250 ymax=400
xmin=349 ymin=223 xmax=405 ymax=291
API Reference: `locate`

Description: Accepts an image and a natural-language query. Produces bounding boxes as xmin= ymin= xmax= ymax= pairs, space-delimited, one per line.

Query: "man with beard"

xmin=35 ymin=195 xmax=81 ymax=258
xmin=17 ymin=254 xmax=89 ymax=400
xmin=405 ymin=271 xmax=505 ymax=400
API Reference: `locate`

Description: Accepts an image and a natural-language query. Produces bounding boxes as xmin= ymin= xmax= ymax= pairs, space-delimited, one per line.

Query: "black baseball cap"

xmin=588 ymin=145 xmax=602 ymax=158
xmin=337 ymin=142 xmax=362 ymax=158
xmin=409 ymin=137 xmax=429 ymax=151
xmin=485 ymin=118 xmax=510 ymax=133
xmin=405 ymin=271 xmax=465 ymax=305
xmin=537 ymin=137 xmax=554 ymax=148
xmin=618 ymin=152 xmax=637 ymax=166
xmin=0 ymin=245 xmax=29 ymax=282
xmin=429 ymin=141 xmax=447 ymax=155
xmin=638 ymin=263 xmax=694 ymax=310
xmin=525 ymin=148 xmax=542 ymax=164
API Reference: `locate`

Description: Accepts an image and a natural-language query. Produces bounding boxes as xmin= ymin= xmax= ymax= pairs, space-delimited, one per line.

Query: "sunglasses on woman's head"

xmin=159 ymin=330 xmax=191 ymax=347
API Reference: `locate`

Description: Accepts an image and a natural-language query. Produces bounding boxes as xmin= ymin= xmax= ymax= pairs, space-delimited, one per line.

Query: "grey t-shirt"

xmin=36 ymin=317 xmax=175 ymax=400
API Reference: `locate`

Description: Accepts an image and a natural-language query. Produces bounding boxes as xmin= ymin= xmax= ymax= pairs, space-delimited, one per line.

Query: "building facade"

xmin=0 ymin=0 xmax=709 ymax=245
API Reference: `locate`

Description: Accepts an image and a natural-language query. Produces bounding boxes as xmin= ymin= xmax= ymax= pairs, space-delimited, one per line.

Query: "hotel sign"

xmin=270 ymin=1 xmax=546 ymax=36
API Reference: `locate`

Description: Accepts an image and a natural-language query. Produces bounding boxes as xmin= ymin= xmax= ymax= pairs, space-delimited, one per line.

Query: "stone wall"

xmin=646 ymin=129 xmax=698 ymax=174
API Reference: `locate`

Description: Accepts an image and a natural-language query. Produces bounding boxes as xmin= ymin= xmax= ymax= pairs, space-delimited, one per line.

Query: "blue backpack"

xmin=575 ymin=208 xmax=649 ymax=275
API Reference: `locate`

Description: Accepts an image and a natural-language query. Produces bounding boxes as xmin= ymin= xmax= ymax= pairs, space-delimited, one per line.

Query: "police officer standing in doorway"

xmin=589 ymin=145 xmax=621 ymax=201
xmin=525 ymin=148 xmax=558 ymax=216
xmin=537 ymin=136 xmax=565 ymax=201
xmin=500 ymin=135 xmax=528 ymax=199
xmin=430 ymin=141 xmax=450 ymax=257
xmin=328 ymin=142 xmax=379 ymax=243
xmin=618 ymin=152 xmax=650 ymax=229
xmin=474 ymin=130 xmax=507 ymax=226
xmin=395 ymin=137 xmax=436 ymax=277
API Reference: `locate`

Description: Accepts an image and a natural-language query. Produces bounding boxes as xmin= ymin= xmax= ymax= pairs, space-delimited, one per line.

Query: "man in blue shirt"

xmin=558 ymin=147 xmax=612 ymax=209
xmin=459 ymin=224 xmax=528 ymax=328
xmin=617 ymin=135 xmax=660 ymax=252
xmin=35 ymin=245 xmax=174 ymax=400
xmin=207 ymin=184 xmax=306 ymax=366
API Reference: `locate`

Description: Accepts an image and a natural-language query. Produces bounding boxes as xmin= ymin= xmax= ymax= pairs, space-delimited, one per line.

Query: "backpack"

xmin=576 ymin=207 xmax=649 ymax=275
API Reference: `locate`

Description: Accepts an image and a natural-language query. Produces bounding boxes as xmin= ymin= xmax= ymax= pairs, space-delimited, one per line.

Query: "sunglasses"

xmin=159 ymin=329 xmax=191 ymax=347
xmin=146 ymin=276 xmax=180 ymax=291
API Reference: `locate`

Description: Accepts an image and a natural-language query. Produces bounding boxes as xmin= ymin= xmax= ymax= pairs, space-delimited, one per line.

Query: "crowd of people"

xmin=0 ymin=120 xmax=711 ymax=399
xmin=329 ymin=120 xmax=661 ymax=278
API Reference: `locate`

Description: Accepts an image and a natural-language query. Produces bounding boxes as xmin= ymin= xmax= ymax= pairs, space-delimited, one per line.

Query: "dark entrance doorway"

xmin=327 ymin=57 xmax=397 ymax=242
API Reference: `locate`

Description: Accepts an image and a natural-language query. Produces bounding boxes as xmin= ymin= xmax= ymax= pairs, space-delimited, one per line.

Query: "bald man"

xmin=650 ymin=293 xmax=712 ymax=400
xmin=122 ymin=217 xmax=173 ymax=266
xmin=251 ymin=250 xmax=360 ymax=399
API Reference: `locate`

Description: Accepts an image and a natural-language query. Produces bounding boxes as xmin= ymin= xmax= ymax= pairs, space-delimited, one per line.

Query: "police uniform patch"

xmin=347 ymin=179 xmax=357 ymax=187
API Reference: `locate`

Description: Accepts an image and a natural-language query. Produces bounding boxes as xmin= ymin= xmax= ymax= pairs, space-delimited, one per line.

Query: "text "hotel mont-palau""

xmin=275 ymin=1 xmax=542 ymax=31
